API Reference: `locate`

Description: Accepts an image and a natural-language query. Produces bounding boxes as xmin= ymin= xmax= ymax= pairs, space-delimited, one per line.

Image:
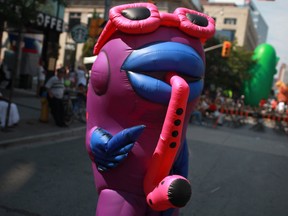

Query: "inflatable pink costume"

xmin=86 ymin=3 xmax=215 ymax=216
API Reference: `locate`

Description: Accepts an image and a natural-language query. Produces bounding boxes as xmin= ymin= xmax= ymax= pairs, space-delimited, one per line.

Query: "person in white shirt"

xmin=45 ymin=67 xmax=66 ymax=127
xmin=0 ymin=92 xmax=20 ymax=129
xmin=37 ymin=61 xmax=46 ymax=97
xmin=75 ymin=65 xmax=87 ymax=88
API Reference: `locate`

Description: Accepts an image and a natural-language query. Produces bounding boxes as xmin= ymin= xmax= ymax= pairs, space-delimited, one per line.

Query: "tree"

xmin=0 ymin=0 xmax=41 ymax=29
xmin=82 ymin=9 xmax=104 ymax=58
xmin=204 ymin=37 xmax=255 ymax=98
xmin=82 ymin=37 xmax=97 ymax=58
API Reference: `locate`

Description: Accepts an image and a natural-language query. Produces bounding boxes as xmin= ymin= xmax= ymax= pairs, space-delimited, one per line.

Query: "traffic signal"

xmin=221 ymin=41 xmax=232 ymax=58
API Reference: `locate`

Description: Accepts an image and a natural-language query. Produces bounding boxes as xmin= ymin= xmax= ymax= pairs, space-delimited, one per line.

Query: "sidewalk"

xmin=0 ymin=88 xmax=86 ymax=148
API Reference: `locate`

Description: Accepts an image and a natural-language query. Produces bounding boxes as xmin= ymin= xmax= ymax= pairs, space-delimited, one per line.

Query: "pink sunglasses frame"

xmin=93 ymin=2 xmax=215 ymax=55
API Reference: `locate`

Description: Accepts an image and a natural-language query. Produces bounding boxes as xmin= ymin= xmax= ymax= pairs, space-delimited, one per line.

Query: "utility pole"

xmin=4 ymin=29 xmax=23 ymax=131
xmin=104 ymin=0 xmax=112 ymax=21
xmin=204 ymin=42 xmax=232 ymax=58
xmin=204 ymin=43 xmax=223 ymax=52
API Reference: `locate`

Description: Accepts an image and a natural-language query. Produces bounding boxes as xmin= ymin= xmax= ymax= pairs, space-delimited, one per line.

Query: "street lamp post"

xmin=3 ymin=28 xmax=24 ymax=131
xmin=104 ymin=0 xmax=112 ymax=21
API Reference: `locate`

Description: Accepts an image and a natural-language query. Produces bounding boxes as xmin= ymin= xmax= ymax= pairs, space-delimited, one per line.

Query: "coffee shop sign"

xmin=35 ymin=12 xmax=64 ymax=32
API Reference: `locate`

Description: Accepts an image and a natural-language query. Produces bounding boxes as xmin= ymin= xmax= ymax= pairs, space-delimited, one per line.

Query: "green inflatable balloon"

xmin=243 ymin=43 xmax=278 ymax=107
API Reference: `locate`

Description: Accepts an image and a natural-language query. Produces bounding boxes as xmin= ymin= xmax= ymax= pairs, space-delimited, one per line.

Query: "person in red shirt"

xmin=270 ymin=99 xmax=277 ymax=111
xmin=259 ymin=98 xmax=267 ymax=108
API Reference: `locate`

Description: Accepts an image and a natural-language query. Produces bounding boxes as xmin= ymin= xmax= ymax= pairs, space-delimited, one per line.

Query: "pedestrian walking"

xmin=45 ymin=67 xmax=67 ymax=127
xmin=37 ymin=60 xmax=46 ymax=97
xmin=75 ymin=65 xmax=87 ymax=88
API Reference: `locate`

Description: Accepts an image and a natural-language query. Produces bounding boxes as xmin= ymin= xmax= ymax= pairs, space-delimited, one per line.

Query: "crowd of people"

xmin=190 ymin=89 xmax=288 ymax=133
xmin=190 ymin=89 xmax=243 ymax=126
xmin=0 ymin=62 xmax=89 ymax=129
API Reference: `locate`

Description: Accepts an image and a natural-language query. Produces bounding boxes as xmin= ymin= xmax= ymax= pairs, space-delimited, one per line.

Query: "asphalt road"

xmin=0 ymin=124 xmax=287 ymax=216
xmin=0 ymin=136 xmax=96 ymax=216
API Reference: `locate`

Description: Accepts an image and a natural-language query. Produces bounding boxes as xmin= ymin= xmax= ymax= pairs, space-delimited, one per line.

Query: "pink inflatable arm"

xmin=144 ymin=73 xmax=191 ymax=211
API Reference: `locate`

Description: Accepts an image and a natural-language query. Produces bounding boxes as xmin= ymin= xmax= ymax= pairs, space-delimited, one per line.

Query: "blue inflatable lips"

xmin=121 ymin=42 xmax=205 ymax=104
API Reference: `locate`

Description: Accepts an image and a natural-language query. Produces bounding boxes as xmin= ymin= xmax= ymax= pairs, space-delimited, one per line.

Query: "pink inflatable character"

xmin=86 ymin=3 xmax=215 ymax=216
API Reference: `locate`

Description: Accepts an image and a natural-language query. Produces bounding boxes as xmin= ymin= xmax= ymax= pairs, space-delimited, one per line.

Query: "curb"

xmin=0 ymin=126 xmax=86 ymax=149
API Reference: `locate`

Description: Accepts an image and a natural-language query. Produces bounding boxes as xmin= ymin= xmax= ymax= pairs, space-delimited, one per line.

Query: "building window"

xmin=68 ymin=12 xmax=81 ymax=31
xmin=212 ymin=17 xmax=217 ymax=22
xmin=224 ymin=18 xmax=237 ymax=25
xmin=215 ymin=29 xmax=235 ymax=41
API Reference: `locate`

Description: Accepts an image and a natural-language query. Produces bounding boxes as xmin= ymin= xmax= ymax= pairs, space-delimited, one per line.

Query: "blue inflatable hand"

xmin=90 ymin=125 xmax=145 ymax=171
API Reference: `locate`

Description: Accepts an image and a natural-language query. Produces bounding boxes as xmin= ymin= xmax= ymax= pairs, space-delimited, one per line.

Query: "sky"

xmin=252 ymin=0 xmax=288 ymax=69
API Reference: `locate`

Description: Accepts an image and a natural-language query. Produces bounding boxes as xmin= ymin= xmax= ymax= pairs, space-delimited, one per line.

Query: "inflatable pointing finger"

xmin=85 ymin=2 xmax=215 ymax=216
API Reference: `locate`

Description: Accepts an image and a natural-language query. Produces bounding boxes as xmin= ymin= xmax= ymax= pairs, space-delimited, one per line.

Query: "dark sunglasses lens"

xmin=186 ymin=13 xmax=208 ymax=27
xmin=121 ymin=7 xmax=151 ymax=20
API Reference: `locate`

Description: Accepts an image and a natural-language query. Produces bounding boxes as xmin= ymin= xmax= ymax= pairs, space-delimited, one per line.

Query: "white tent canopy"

xmin=83 ymin=56 xmax=97 ymax=65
